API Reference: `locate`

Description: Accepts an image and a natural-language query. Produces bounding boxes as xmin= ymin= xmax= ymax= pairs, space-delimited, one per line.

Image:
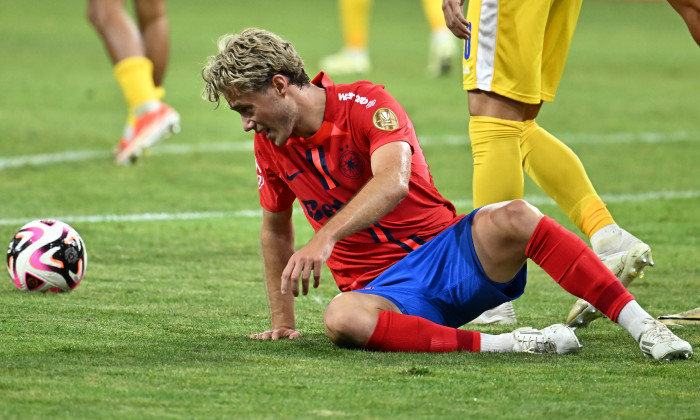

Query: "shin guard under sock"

xmin=526 ymin=216 xmax=634 ymax=322
xmin=364 ymin=310 xmax=480 ymax=352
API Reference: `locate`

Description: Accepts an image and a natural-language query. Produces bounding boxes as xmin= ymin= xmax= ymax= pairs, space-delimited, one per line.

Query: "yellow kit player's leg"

xmin=113 ymin=56 xmax=180 ymax=165
xmin=469 ymin=116 xmax=524 ymax=208
xmin=520 ymin=120 xmax=612 ymax=237
xmin=320 ymin=0 xmax=372 ymax=75
xmin=340 ymin=0 xmax=371 ymax=49
xmin=422 ymin=0 xmax=456 ymax=76
xmin=421 ymin=0 xmax=445 ymax=31
xmin=461 ymin=0 xmax=653 ymax=327
xmin=114 ymin=56 xmax=160 ymax=111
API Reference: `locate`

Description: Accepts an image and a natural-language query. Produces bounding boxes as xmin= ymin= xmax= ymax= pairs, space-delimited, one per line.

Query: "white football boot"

xmin=115 ymin=101 xmax=180 ymax=165
xmin=319 ymin=49 xmax=371 ymax=76
xmin=470 ymin=302 xmax=517 ymax=325
xmin=512 ymin=324 xmax=581 ymax=355
xmin=567 ymin=226 xmax=653 ymax=328
xmin=638 ymin=319 xmax=693 ymax=360
xmin=427 ymin=29 xmax=456 ymax=77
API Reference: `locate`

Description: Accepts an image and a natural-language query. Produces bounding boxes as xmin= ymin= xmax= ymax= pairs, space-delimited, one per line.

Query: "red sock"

xmin=364 ymin=310 xmax=481 ymax=352
xmin=525 ymin=216 xmax=633 ymax=322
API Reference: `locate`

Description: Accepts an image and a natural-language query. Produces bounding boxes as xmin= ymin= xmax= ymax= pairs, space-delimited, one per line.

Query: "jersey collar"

xmin=295 ymin=72 xmax=335 ymax=148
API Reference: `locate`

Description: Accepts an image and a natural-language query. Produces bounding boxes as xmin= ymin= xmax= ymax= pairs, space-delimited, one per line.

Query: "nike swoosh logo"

xmin=285 ymin=170 xmax=303 ymax=181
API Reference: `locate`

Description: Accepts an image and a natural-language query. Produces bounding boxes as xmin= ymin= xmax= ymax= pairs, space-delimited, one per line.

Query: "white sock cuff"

xmin=479 ymin=332 xmax=514 ymax=353
xmin=617 ymin=300 xmax=653 ymax=341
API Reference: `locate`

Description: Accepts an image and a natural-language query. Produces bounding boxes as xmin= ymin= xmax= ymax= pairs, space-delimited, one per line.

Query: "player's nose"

xmin=241 ymin=115 xmax=255 ymax=132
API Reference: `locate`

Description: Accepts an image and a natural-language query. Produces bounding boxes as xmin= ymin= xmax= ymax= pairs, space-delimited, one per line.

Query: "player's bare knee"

xmin=86 ymin=1 xmax=102 ymax=27
xmin=323 ymin=294 xmax=374 ymax=349
xmin=86 ymin=0 xmax=115 ymax=28
xmin=498 ymin=200 xmax=543 ymax=239
xmin=323 ymin=297 xmax=358 ymax=348
xmin=135 ymin=0 xmax=167 ymax=23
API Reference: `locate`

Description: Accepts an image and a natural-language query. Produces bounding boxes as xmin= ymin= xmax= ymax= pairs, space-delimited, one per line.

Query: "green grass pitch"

xmin=0 ymin=1 xmax=699 ymax=418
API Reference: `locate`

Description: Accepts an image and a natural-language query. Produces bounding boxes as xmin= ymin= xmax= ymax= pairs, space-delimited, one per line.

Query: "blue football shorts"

xmin=354 ymin=209 xmax=527 ymax=328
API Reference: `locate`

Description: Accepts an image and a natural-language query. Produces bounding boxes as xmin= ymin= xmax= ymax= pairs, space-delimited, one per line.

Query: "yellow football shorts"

xmin=463 ymin=0 xmax=582 ymax=104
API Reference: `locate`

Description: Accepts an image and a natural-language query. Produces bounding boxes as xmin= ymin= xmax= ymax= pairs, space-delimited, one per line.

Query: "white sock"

xmin=480 ymin=332 xmax=517 ymax=353
xmin=616 ymin=300 xmax=654 ymax=342
xmin=590 ymin=224 xmax=620 ymax=255
xmin=134 ymin=100 xmax=161 ymax=117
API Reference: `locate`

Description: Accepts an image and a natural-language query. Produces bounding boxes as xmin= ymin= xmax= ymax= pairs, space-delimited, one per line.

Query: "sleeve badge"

xmin=372 ymin=108 xmax=399 ymax=131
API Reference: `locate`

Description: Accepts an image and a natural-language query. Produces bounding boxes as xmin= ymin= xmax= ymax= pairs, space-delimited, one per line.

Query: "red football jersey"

xmin=255 ymin=72 xmax=459 ymax=291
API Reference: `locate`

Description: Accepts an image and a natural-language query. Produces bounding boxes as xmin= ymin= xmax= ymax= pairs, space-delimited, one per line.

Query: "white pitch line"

xmin=0 ymin=210 xmax=261 ymax=227
xmin=0 ymin=141 xmax=253 ymax=170
xmin=1 ymin=131 xmax=698 ymax=170
xmin=1 ymin=189 xmax=698 ymax=227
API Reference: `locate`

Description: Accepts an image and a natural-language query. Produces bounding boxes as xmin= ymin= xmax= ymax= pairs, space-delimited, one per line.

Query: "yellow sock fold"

xmin=520 ymin=120 xmax=614 ymax=237
xmin=113 ymin=56 xmax=159 ymax=111
xmin=469 ymin=116 xmax=525 ymax=208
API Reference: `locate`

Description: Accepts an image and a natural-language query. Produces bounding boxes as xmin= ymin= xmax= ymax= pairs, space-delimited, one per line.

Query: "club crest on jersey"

xmin=340 ymin=150 xmax=365 ymax=179
xmin=372 ymin=108 xmax=399 ymax=131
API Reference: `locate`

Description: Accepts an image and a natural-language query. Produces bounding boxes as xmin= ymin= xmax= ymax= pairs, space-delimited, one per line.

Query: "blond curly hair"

xmin=201 ymin=28 xmax=310 ymax=104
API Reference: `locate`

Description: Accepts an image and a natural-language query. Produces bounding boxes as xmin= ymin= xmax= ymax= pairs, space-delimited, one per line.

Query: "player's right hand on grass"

xmin=249 ymin=328 xmax=302 ymax=340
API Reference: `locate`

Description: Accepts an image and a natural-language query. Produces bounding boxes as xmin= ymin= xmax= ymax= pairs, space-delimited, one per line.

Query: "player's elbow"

xmin=394 ymin=176 xmax=410 ymax=202
xmin=388 ymin=170 xmax=410 ymax=203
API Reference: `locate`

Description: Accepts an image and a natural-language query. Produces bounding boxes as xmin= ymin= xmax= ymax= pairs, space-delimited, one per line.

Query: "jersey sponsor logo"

xmin=340 ymin=150 xmax=365 ymax=179
xmin=338 ymin=91 xmax=373 ymax=106
xmin=285 ymin=170 xmax=303 ymax=181
xmin=255 ymin=157 xmax=265 ymax=190
xmin=301 ymin=198 xmax=344 ymax=221
xmin=372 ymin=108 xmax=399 ymax=131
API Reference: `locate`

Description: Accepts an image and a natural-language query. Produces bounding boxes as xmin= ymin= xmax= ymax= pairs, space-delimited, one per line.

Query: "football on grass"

xmin=6 ymin=219 xmax=87 ymax=292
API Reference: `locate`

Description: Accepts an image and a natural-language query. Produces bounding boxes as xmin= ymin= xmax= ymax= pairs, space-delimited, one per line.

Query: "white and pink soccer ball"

xmin=6 ymin=219 xmax=87 ymax=292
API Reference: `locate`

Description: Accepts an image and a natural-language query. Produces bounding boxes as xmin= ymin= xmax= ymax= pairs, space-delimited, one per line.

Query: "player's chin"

xmin=270 ymin=131 xmax=292 ymax=147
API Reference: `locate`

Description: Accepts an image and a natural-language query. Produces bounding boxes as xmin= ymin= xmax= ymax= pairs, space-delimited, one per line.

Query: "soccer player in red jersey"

xmin=201 ymin=28 xmax=692 ymax=360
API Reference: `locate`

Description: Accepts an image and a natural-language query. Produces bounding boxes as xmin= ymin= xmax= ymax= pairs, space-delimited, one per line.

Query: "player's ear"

xmin=270 ymin=74 xmax=287 ymax=96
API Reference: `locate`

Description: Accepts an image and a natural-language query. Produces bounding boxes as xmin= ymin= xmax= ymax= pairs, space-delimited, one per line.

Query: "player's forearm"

xmin=316 ymin=168 xmax=409 ymax=245
xmin=316 ymin=142 xmax=411 ymax=244
xmin=261 ymin=210 xmax=297 ymax=329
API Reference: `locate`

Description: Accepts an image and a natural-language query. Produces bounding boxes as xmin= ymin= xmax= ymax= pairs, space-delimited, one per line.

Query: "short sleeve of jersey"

xmin=254 ymin=135 xmax=296 ymax=212
xmin=344 ymin=83 xmax=419 ymax=157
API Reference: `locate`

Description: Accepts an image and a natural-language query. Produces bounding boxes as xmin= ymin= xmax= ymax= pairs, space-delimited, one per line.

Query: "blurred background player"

xmin=442 ymin=0 xmax=654 ymax=327
xmin=668 ymin=0 xmax=700 ymax=46
xmin=320 ymin=0 xmax=456 ymax=76
xmin=87 ymin=0 xmax=180 ymax=165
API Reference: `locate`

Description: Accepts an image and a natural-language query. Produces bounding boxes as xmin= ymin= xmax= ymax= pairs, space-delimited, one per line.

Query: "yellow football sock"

xmin=421 ymin=0 xmax=448 ymax=31
xmin=113 ymin=56 xmax=159 ymax=112
xmin=520 ymin=120 xmax=615 ymax=237
xmin=469 ymin=116 xmax=525 ymax=208
xmin=340 ymin=0 xmax=372 ymax=49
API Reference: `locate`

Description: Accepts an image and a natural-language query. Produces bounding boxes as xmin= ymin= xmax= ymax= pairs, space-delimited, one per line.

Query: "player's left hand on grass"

xmin=281 ymin=235 xmax=334 ymax=296
xmin=249 ymin=328 xmax=302 ymax=340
